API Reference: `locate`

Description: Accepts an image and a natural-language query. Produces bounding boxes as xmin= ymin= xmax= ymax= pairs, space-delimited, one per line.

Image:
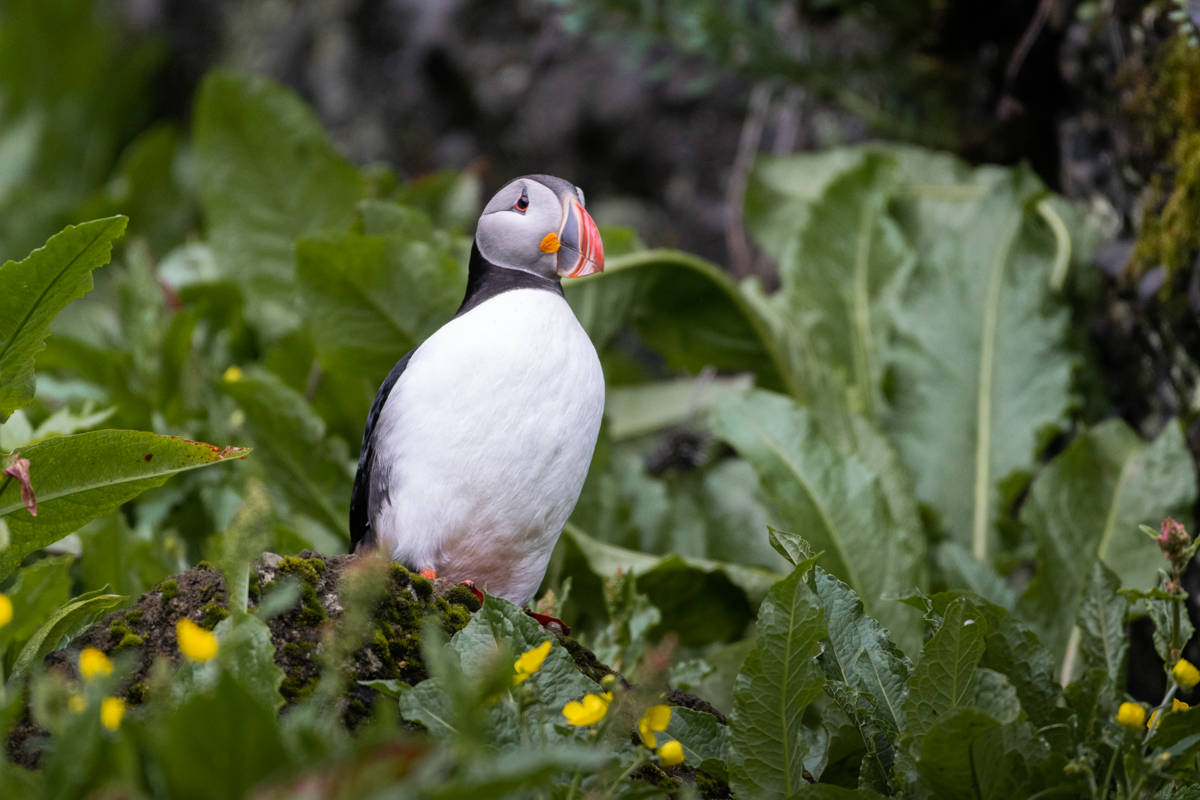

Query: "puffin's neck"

xmin=455 ymin=242 xmax=563 ymax=319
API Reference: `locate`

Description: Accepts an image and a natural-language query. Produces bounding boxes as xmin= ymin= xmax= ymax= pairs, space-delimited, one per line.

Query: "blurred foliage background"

xmin=3 ymin=0 xmax=1200 ymax=788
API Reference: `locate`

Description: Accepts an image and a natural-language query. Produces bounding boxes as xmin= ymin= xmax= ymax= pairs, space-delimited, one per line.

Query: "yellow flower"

xmin=176 ymin=619 xmax=219 ymax=662
xmin=513 ymin=641 xmax=552 ymax=686
xmin=638 ymin=704 xmax=672 ymax=748
xmin=100 ymin=697 xmax=125 ymax=731
xmin=658 ymin=740 xmax=685 ymax=767
xmin=223 ymin=366 xmax=243 ymax=382
xmin=563 ymin=692 xmax=613 ymax=726
xmin=68 ymin=695 xmax=87 ymax=714
xmin=1116 ymin=702 xmax=1146 ymax=730
xmin=1173 ymin=659 xmax=1200 ymax=690
xmin=79 ymin=648 xmax=113 ymax=681
xmin=0 ymin=594 xmax=12 ymax=629
xmin=1150 ymin=698 xmax=1190 ymax=731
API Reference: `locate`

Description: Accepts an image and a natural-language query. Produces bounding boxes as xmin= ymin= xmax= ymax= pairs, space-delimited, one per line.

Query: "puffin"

xmin=349 ymin=174 xmax=606 ymax=614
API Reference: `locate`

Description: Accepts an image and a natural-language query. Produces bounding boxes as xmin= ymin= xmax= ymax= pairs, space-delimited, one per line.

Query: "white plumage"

xmin=369 ymin=288 xmax=604 ymax=605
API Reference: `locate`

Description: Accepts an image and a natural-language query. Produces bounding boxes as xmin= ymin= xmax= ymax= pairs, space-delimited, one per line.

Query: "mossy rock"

xmin=34 ymin=550 xmax=726 ymax=794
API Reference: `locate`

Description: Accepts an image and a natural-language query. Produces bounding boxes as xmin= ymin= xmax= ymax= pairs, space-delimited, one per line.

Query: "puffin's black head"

xmin=475 ymin=175 xmax=604 ymax=280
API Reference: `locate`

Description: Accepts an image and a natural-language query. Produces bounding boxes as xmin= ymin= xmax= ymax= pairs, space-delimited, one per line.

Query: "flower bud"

xmin=1116 ymin=702 xmax=1146 ymax=730
xmin=1173 ymin=659 xmax=1200 ymax=690
xmin=1158 ymin=517 xmax=1192 ymax=572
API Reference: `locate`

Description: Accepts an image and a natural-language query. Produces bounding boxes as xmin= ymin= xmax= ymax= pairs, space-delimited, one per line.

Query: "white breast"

xmin=370 ymin=289 xmax=604 ymax=605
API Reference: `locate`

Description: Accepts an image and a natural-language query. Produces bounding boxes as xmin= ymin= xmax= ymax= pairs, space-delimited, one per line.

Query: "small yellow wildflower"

xmin=1116 ymin=702 xmax=1146 ymax=730
xmin=563 ymin=692 xmax=613 ymax=726
xmin=79 ymin=648 xmax=113 ymax=681
xmin=513 ymin=641 xmax=552 ymax=686
xmin=1150 ymin=698 xmax=1189 ymax=730
xmin=658 ymin=740 xmax=685 ymax=767
xmin=638 ymin=704 xmax=672 ymax=748
xmin=0 ymin=594 xmax=12 ymax=629
xmin=1172 ymin=659 xmax=1200 ymax=690
xmin=68 ymin=695 xmax=87 ymax=714
xmin=176 ymin=619 xmax=219 ymax=662
xmin=223 ymin=366 xmax=243 ymax=382
xmin=100 ymin=697 xmax=125 ymax=731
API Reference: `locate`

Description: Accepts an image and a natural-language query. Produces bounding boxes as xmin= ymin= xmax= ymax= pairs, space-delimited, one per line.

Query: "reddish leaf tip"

xmin=3 ymin=456 xmax=36 ymax=516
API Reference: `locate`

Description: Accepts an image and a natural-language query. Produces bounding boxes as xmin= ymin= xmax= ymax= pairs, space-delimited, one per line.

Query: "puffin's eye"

xmin=513 ymin=193 xmax=529 ymax=212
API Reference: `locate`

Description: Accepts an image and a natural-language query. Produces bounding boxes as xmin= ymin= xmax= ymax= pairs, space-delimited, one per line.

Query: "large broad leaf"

xmin=770 ymin=153 xmax=914 ymax=420
xmin=1017 ymin=419 xmax=1195 ymax=659
xmin=902 ymin=597 xmax=987 ymax=738
xmin=916 ymin=707 xmax=1001 ymax=800
xmin=0 ymin=216 xmax=127 ymax=421
xmin=8 ymin=586 xmax=125 ymax=679
xmin=560 ymin=524 xmax=779 ymax=647
xmin=1074 ymin=561 xmax=1129 ymax=693
xmin=813 ymin=567 xmax=911 ymax=733
xmin=0 ymin=431 xmax=249 ymax=582
xmin=220 ymin=367 xmax=351 ymax=544
xmin=726 ymin=556 xmax=826 ymax=800
xmin=712 ymin=390 xmax=924 ymax=654
xmin=161 ymin=672 xmax=291 ymax=800
xmin=0 ymin=556 xmax=72 ymax=663
xmin=930 ymin=592 xmax=1060 ymax=728
xmin=885 ymin=164 xmax=1074 ymax=560
xmin=193 ymin=70 xmax=365 ymax=338
xmin=296 ymin=202 xmax=467 ymax=384
xmin=563 ymin=249 xmax=794 ymax=395
xmin=970 ymin=722 xmax=1054 ymax=800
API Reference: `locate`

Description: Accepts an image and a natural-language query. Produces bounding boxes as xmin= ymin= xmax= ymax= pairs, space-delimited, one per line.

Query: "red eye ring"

xmin=513 ymin=193 xmax=529 ymax=212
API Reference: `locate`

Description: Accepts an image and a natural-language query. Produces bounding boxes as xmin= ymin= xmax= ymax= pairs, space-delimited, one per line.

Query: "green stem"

xmin=564 ymin=769 xmax=583 ymax=800
xmin=1143 ymin=682 xmax=1179 ymax=745
xmin=1097 ymin=742 xmax=1119 ymax=800
xmin=1124 ymin=774 xmax=1145 ymax=800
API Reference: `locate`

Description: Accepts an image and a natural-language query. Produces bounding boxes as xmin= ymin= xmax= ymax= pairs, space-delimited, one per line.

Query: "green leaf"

xmin=1147 ymin=704 xmax=1200 ymax=761
xmin=824 ymin=680 xmax=895 ymax=792
xmin=902 ymin=597 xmax=987 ymax=738
xmin=967 ymin=668 xmax=1022 ymax=724
xmin=663 ymin=706 xmax=728 ymax=767
xmin=772 ymin=153 xmax=913 ymax=420
xmin=213 ymin=616 xmax=286 ymax=712
xmin=0 ymin=216 xmax=127 ymax=421
xmin=563 ymin=249 xmax=794 ymax=394
xmin=8 ymin=587 xmax=124 ymax=679
xmin=162 ymin=672 xmax=291 ymax=800
xmin=970 ymin=722 xmax=1052 ymax=800
xmin=220 ymin=367 xmax=350 ymax=543
xmin=936 ymin=541 xmax=1016 ymax=611
xmin=451 ymin=594 xmax=598 ymax=711
xmin=0 ymin=431 xmax=249 ymax=582
xmin=0 ymin=556 xmax=72 ymax=667
xmin=813 ymin=567 xmax=911 ymax=733
xmin=885 ymin=164 xmax=1074 ymax=560
xmin=295 ymin=207 xmax=466 ymax=383
xmin=769 ymin=527 xmax=814 ymax=567
xmin=193 ymin=70 xmax=365 ymax=338
xmin=727 ymin=556 xmax=827 ymax=800
xmin=1075 ymin=561 xmax=1129 ymax=694
xmin=398 ymin=678 xmax=459 ymax=741
xmin=560 ymin=523 xmax=780 ymax=646
xmin=917 ymin=707 xmax=1001 ymax=800
xmin=712 ymin=389 xmax=924 ymax=654
xmin=1018 ymin=419 xmax=1194 ymax=658
xmin=604 ymin=374 xmax=753 ymax=441
xmin=931 ymin=592 xmax=1061 ymax=728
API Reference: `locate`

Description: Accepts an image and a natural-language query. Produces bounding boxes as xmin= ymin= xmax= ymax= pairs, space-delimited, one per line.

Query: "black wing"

xmin=349 ymin=350 xmax=415 ymax=552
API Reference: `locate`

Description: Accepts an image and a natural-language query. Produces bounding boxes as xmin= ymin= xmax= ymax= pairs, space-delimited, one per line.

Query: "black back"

xmin=348 ymin=243 xmax=563 ymax=551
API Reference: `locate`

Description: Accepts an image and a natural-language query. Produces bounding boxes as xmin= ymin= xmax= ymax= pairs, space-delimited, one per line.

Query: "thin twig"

xmin=726 ymin=81 xmax=775 ymax=280
xmin=998 ymin=0 xmax=1057 ymax=116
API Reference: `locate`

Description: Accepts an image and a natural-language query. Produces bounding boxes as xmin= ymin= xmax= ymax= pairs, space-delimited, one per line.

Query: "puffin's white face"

xmin=476 ymin=177 xmax=604 ymax=280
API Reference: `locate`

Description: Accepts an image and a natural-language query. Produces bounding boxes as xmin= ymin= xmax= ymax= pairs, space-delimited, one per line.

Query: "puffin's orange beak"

xmin=555 ymin=197 xmax=604 ymax=278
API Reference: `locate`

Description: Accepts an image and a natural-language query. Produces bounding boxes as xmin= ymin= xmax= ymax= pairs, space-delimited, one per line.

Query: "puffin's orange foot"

xmin=419 ymin=568 xmax=437 ymax=580
xmin=460 ymin=580 xmax=484 ymax=603
xmin=525 ymin=609 xmax=570 ymax=636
